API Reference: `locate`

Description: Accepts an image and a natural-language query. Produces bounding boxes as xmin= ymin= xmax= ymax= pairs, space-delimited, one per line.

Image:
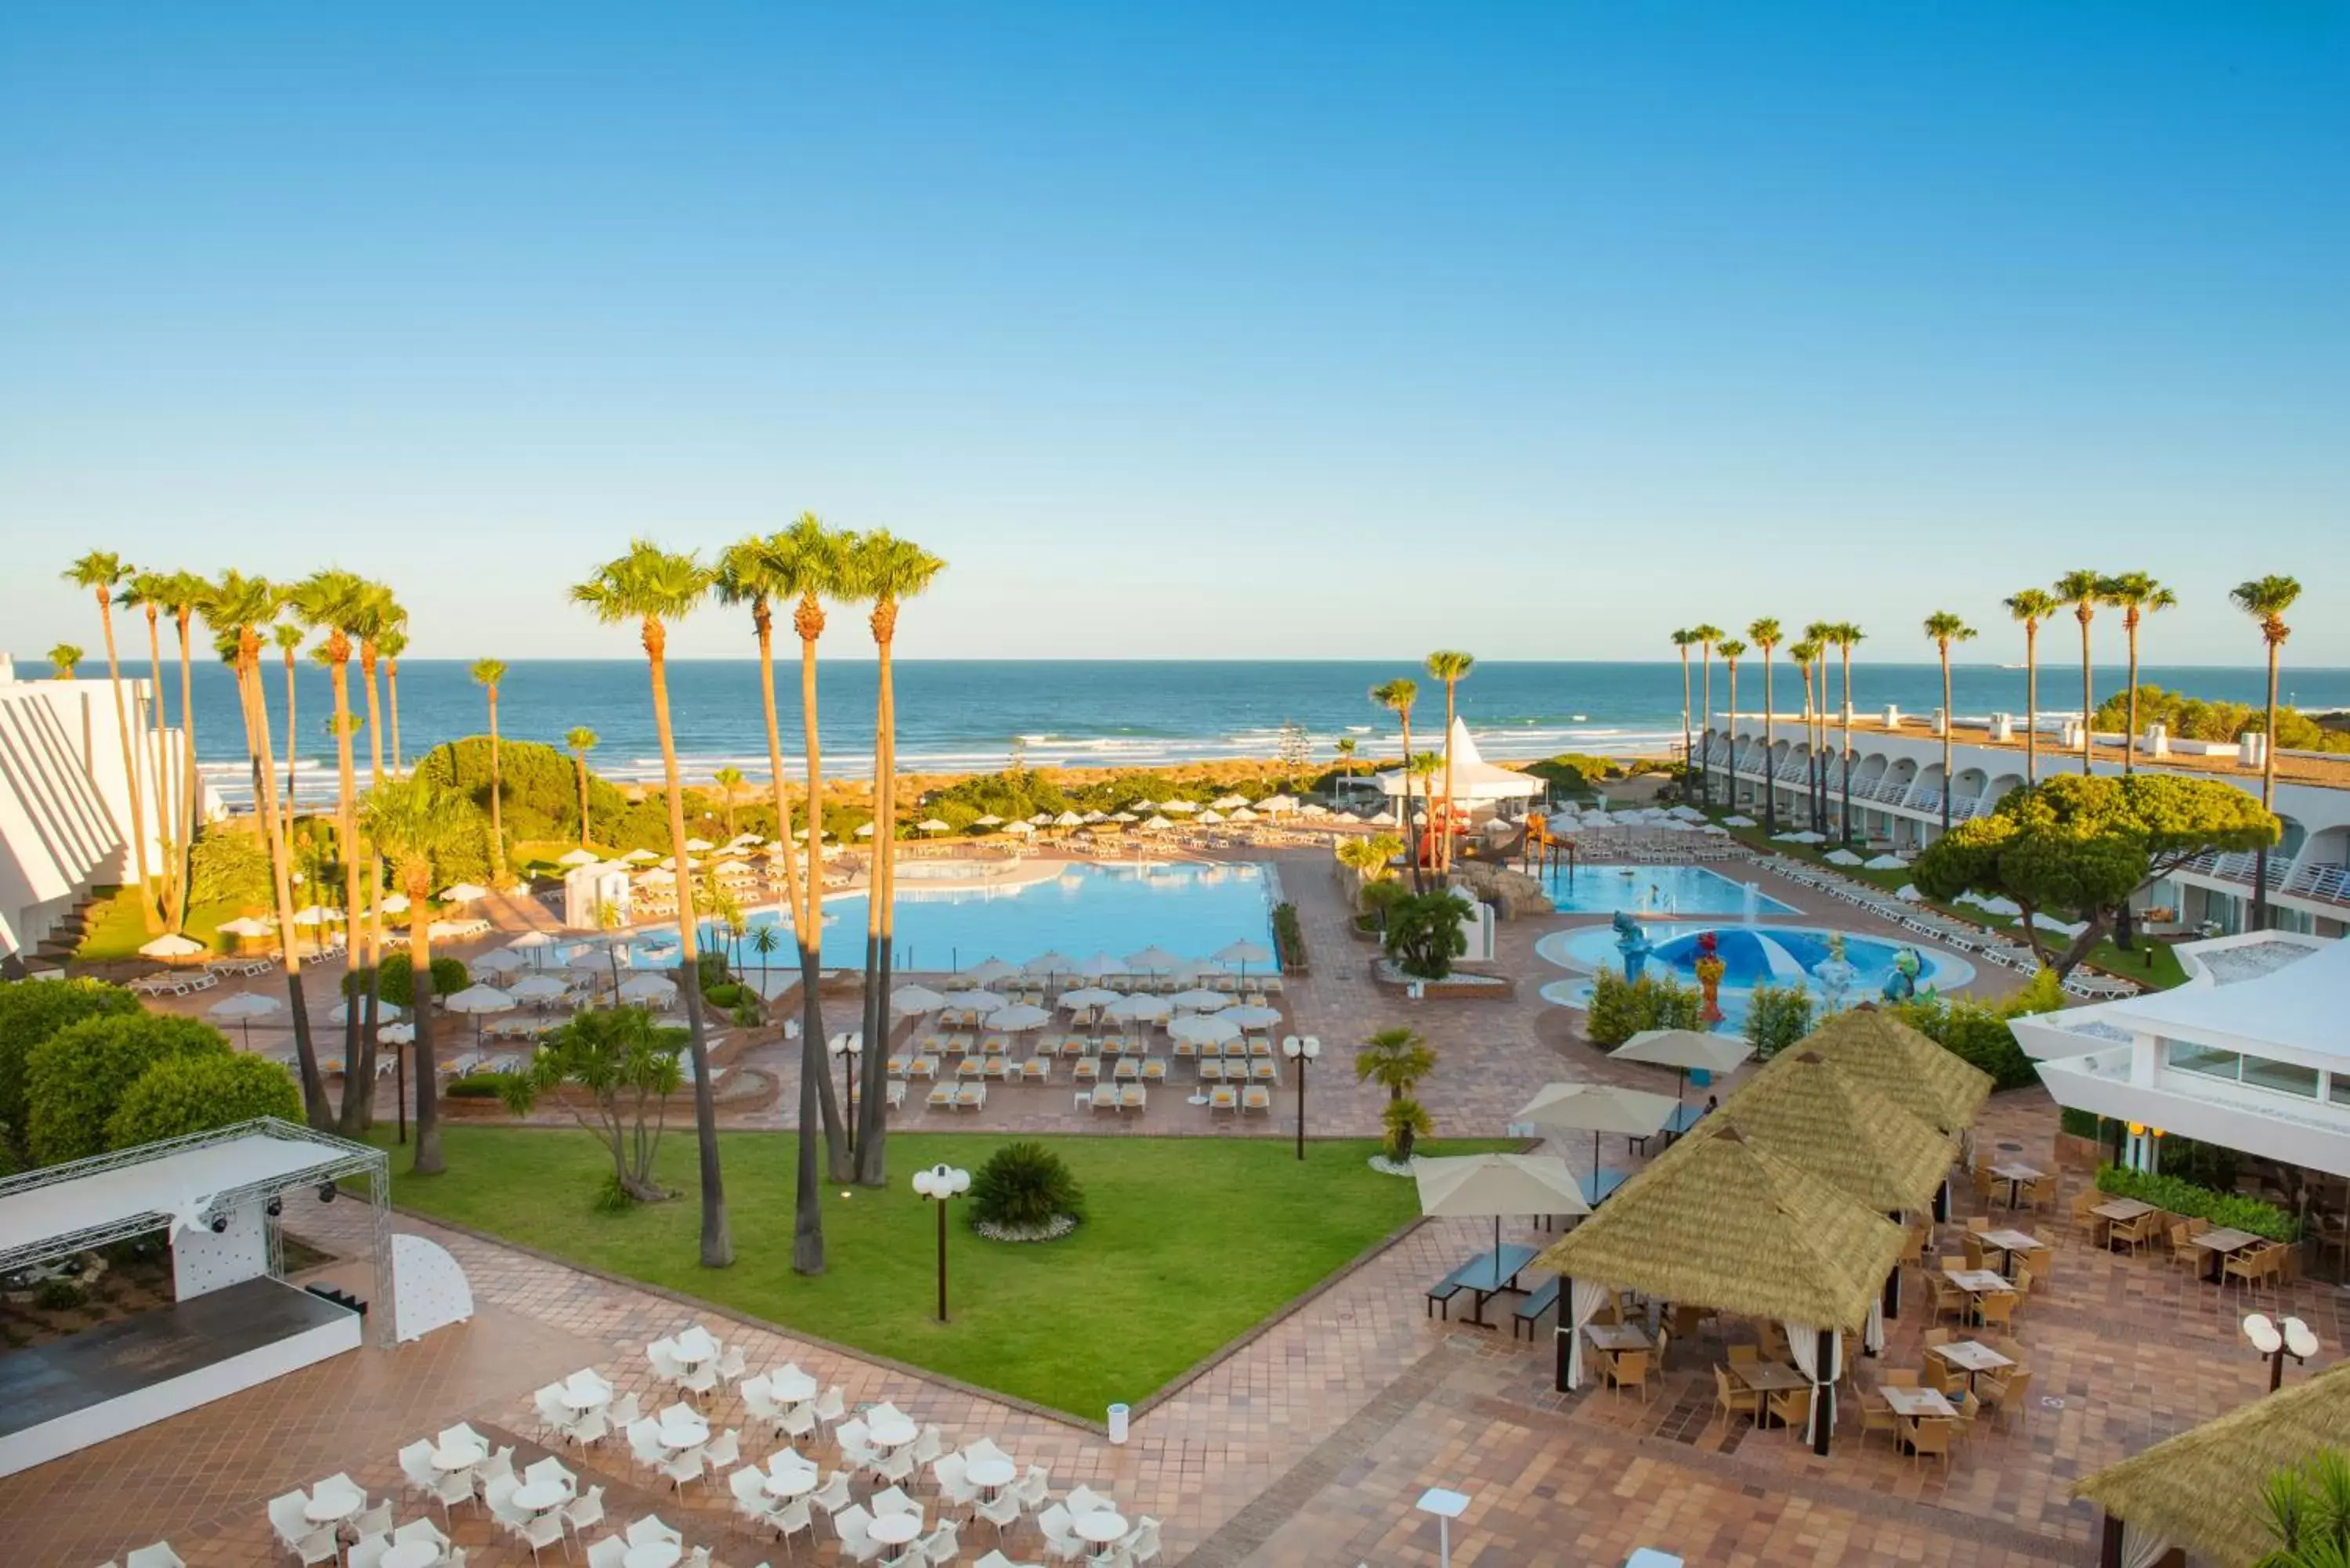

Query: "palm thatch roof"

xmin=1707 ymin=1049 xmax=1956 ymax=1212
xmin=2074 ymin=1363 xmax=2350 ymax=1567
xmin=1792 ymin=1007 xmax=1992 ymax=1134
xmin=1528 ymin=1124 xmax=1903 ymax=1331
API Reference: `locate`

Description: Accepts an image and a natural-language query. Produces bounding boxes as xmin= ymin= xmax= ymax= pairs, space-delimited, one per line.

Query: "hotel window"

xmin=2330 ymin=1075 xmax=2350 ymax=1109
xmin=2241 ymin=1057 xmax=2320 ymax=1100
xmin=2164 ymin=1039 xmax=2241 ymax=1082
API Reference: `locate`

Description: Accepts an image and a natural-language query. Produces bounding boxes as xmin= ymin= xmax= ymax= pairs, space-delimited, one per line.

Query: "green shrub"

xmin=105 ymin=1053 xmax=302 ymax=1149
xmin=0 ymin=979 xmax=141 ymax=1139
xmin=703 ymin=982 xmax=742 ymax=1009
xmin=1359 ymin=880 xmax=1408 ymax=917
xmin=445 ymin=1073 xmax=518 ymax=1100
xmin=1585 ymin=970 xmax=1705 ymax=1047
xmin=1382 ymin=1097 xmax=1434 ymax=1162
xmin=1382 ymin=891 xmax=1471 ymax=981
xmin=1744 ymin=985 xmax=1814 ymax=1061
xmin=25 ymin=1013 xmax=231 ymax=1166
xmin=969 ymin=1141 xmax=1085 ymax=1230
xmin=1271 ymin=903 xmax=1306 ymax=974
xmin=187 ymin=825 xmax=273 ymax=907
xmin=2059 ymin=1107 xmax=2102 ymax=1140
xmin=349 ymin=953 xmax=469 ymax=1010
xmin=34 ymin=1278 xmax=86 ymax=1311
xmin=2095 ymin=1163 xmax=2301 ymax=1242
xmin=1889 ymin=967 xmax=2061 ymax=1091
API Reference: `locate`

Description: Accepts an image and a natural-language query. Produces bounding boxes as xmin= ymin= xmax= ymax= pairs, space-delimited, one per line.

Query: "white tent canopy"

xmin=1375 ymin=718 xmax=1542 ymax=801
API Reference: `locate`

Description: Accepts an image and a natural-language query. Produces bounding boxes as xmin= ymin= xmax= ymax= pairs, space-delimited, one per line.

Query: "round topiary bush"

xmin=969 ymin=1140 xmax=1084 ymax=1242
xmin=105 ymin=1053 xmax=302 ymax=1149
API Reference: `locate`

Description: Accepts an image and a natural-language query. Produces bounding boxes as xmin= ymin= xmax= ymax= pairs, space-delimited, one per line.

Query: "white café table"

xmin=559 ymin=1382 xmax=610 ymax=1411
xmin=769 ymin=1367 xmax=819 ymax=1404
xmin=966 ymin=1457 xmax=1016 ymax=1496
xmin=656 ymin=1412 xmax=710 ymax=1450
xmin=379 ymin=1543 xmax=439 ymax=1568
xmin=870 ymin=1512 xmax=923 ymax=1556
xmin=1075 ymin=1509 xmax=1128 ymax=1560
xmin=512 ymin=1479 xmax=571 ymax=1514
xmin=763 ymin=1465 xmax=820 ymax=1501
xmin=867 ymin=1412 xmax=919 ymax=1451
xmin=624 ymin=1544 xmax=682 ymax=1568
xmin=303 ymin=1490 xmax=365 ymax=1526
xmin=430 ymin=1440 xmax=485 ymax=1472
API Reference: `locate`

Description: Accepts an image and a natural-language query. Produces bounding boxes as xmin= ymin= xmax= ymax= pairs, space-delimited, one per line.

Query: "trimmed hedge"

xmin=446 ymin=1073 xmax=519 ymax=1100
xmin=25 ymin=1013 xmax=231 ymax=1165
xmin=347 ymin=953 xmax=469 ymax=1010
xmin=1744 ymin=984 xmax=1814 ymax=1061
xmin=1889 ymin=968 xmax=2063 ymax=1091
xmin=0 ymin=979 xmax=142 ymax=1137
xmin=106 ymin=1053 xmax=302 ymax=1149
xmin=1585 ymin=970 xmax=1704 ymax=1046
xmin=2095 ymin=1163 xmax=2301 ymax=1243
xmin=1272 ymin=903 xmax=1306 ymax=975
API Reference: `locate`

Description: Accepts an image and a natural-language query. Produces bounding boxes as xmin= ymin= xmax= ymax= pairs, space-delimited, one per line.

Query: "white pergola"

xmin=0 ymin=1118 xmax=394 ymax=1347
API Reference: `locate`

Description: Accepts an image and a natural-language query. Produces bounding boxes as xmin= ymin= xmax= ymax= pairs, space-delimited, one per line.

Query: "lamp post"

xmin=2244 ymin=1313 xmax=2320 ymax=1392
xmin=1281 ymin=1034 xmax=1321 ymax=1162
xmin=829 ymin=1031 xmax=862 ymax=1160
xmin=912 ymin=1162 xmax=971 ymax=1322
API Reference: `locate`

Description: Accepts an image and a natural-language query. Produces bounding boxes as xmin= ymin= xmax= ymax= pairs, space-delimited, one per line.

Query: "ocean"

xmin=45 ymin=657 xmax=2350 ymax=810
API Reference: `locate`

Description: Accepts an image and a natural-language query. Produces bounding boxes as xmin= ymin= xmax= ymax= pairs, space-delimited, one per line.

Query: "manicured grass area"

xmin=380 ymin=1125 xmax=1511 ymax=1418
xmin=75 ymin=885 xmax=237 ymax=963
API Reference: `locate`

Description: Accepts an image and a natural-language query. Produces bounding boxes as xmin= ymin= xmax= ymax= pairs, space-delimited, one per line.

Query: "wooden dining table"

xmin=1733 ymin=1359 xmax=1810 ymax=1425
xmin=1584 ymin=1323 xmax=1653 ymax=1354
xmin=1927 ymin=1339 xmax=2014 ymax=1387
xmin=1978 ymin=1228 xmax=2042 ymax=1276
xmin=2189 ymin=1227 xmax=2265 ymax=1281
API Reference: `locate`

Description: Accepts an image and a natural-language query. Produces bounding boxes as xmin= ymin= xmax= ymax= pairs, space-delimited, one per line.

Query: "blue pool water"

xmin=1543 ymin=863 xmax=1798 ymax=918
xmin=609 ymin=861 xmax=1276 ymax=973
xmin=1535 ymin=923 xmax=1976 ymax=1033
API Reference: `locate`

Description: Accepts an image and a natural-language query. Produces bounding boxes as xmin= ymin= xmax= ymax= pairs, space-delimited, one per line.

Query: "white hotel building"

xmin=1699 ymin=708 xmax=2350 ymax=939
xmin=0 ymin=654 xmax=217 ymax=974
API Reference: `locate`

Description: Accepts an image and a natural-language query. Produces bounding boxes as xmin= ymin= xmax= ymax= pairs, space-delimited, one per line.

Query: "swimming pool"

xmin=1542 ymin=863 xmax=1799 ymax=918
xmin=616 ymin=861 xmax=1276 ymax=972
xmin=1536 ymin=923 xmax=1976 ymax=1032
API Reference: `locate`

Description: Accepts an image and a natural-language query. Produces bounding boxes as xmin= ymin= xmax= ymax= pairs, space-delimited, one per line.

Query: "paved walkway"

xmin=19 ymin=846 xmax=2333 ymax=1568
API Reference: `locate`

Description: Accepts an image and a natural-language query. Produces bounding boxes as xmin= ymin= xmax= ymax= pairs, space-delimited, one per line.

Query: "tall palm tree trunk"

xmin=1677 ymin=647 xmax=1692 ymax=793
xmin=281 ymin=642 xmax=299 ymax=844
xmin=1838 ymin=647 xmax=1855 ymax=845
xmin=1699 ymin=652 xmax=1715 ymax=807
xmin=404 ymin=878 xmax=443 ymax=1173
xmin=798 ymin=613 xmax=851 ymax=1182
xmin=362 ymin=648 xmax=386 ymax=788
xmin=329 ymin=659 xmax=369 ymax=1136
xmin=1726 ymin=665 xmax=1740 ymax=808
xmin=173 ymin=609 xmax=201 ymax=932
xmin=646 ymin=635 xmax=733 ymax=1268
xmin=2078 ymin=616 xmax=2094 ymax=775
xmin=2123 ymin=613 xmax=2141 ymax=775
xmin=2256 ymin=638 xmax=2280 ymax=929
xmin=486 ymin=691 xmax=506 ymax=880
xmin=2023 ymin=626 xmax=2040 ymax=785
xmin=856 ymin=625 xmax=901 ymax=1184
xmin=1399 ymin=712 xmax=1419 ymax=891
xmin=140 ymin=608 xmax=176 ymax=919
xmin=1939 ymin=649 xmax=1955 ymax=835
xmin=750 ymin=609 xmax=826 ymax=1273
xmin=1440 ymin=683 xmax=1458 ymax=875
xmin=386 ymin=658 xmax=403 ymax=778
xmin=96 ymin=599 xmax=158 ymax=930
xmin=575 ymin=753 xmax=593 ymax=846
xmin=235 ymin=645 xmax=330 ymax=1129
xmin=1760 ymin=658 xmax=1777 ymax=834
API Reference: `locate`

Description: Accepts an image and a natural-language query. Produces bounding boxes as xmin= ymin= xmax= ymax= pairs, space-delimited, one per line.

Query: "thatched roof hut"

xmin=1720 ymin=1049 xmax=1957 ymax=1212
xmin=2075 ymin=1363 xmax=2350 ymax=1567
xmin=1794 ymin=1007 xmax=1992 ymax=1134
xmin=1529 ymin=1124 xmax=1903 ymax=1332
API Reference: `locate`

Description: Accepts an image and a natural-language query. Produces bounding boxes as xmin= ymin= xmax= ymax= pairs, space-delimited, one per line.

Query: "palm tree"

xmin=841 ymin=529 xmax=945 ymax=1185
xmin=290 ymin=569 xmax=374 ymax=1127
xmin=715 ymin=531 xmax=838 ymax=1270
xmin=2231 ymin=575 xmax=2302 ymax=930
xmin=1354 ymin=1025 xmax=1435 ymax=1104
xmin=710 ymin=767 xmax=746 ymax=838
xmin=158 ymin=571 xmax=211 ymax=930
xmin=362 ymin=775 xmax=465 ymax=1175
xmin=566 ymin=727 xmax=599 ymax=847
xmin=2054 ymin=569 xmax=2104 ymax=775
xmin=1746 ymin=620 xmax=1781 ymax=832
xmin=379 ymin=623 xmax=409 ymax=777
xmin=1423 ymin=652 xmax=1475 ymax=875
xmin=470 ymin=658 xmax=510 ymax=881
xmin=121 ymin=571 xmax=179 ymax=913
xmin=1334 ymin=736 xmax=1358 ymax=776
xmin=1370 ymin=679 xmax=1419 ymax=886
xmin=1829 ymin=622 xmax=1864 ymax=844
xmin=63 ymin=553 xmax=158 ymax=930
xmin=1406 ymin=750 xmax=1441 ymax=871
xmin=1788 ymin=637 xmax=1822 ymax=833
xmin=2099 ymin=572 xmax=2176 ymax=774
xmin=2252 ymin=1448 xmax=2350 ymax=1568
xmin=2003 ymin=589 xmax=2059 ymax=785
xmin=1803 ymin=621 xmax=1842 ymax=831
xmin=1923 ymin=612 xmax=1976 ymax=835
xmin=46 ymin=642 xmax=83 ymax=677
xmin=1670 ymin=629 xmax=1698 ymax=789
xmin=273 ymin=622 xmax=304 ymax=842
xmin=1689 ymin=623 xmax=1725 ymax=807
xmin=202 ymin=571 xmax=331 ymax=1129
xmin=1718 ymin=640 xmax=1746 ymax=810
xmin=769 ymin=515 xmax=856 ymax=1189
xmin=354 ymin=586 xmax=401 ymax=788
xmin=571 ymin=540 xmax=734 ymax=1270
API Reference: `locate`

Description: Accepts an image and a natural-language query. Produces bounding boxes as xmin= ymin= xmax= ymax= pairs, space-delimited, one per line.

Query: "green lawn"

xmin=379 ymin=1125 xmax=1509 ymax=1418
xmin=75 ymin=885 xmax=238 ymax=963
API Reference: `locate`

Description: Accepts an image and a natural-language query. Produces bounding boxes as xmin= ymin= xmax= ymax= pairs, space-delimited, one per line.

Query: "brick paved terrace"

xmin=13 ymin=845 xmax=2336 ymax=1567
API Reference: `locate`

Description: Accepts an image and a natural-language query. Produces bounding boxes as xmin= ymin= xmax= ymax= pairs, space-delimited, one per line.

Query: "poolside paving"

xmin=20 ymin=845 xmax=2330 ymax=1567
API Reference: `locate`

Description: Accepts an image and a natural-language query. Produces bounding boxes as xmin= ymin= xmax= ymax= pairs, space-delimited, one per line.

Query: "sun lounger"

xmin=953 ymin=1083 xmax=986 ymax=1111
xmin=1208 ymin=1086 xmax=1238 ymax=1115
xmin=1089 ymin=1085 xmax=1118 ymax=1112
xmin=927 ymin=1084 xmax=956 ymax=1110
xmin=1242 ymin=1086 xmax=1271 ymax=1114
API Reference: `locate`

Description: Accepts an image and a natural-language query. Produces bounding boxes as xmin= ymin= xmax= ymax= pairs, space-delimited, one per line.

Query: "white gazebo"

xmin=562 ymin=861 xmax=634 ymax=930
xmin=1374 ymin=718 xmax=1542 ymax=806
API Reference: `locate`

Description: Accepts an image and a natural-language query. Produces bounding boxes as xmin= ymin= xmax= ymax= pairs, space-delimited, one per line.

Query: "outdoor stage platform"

xmin=0 ymin=1277 xmax=362 ymax=1476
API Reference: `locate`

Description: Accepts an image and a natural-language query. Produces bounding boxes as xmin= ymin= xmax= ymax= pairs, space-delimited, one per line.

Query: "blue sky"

xmin=3 ymin=2 xmax=2344 ymax=663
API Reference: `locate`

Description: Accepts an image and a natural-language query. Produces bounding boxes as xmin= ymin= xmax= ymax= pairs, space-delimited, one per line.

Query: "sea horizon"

xmin=21 ymin=654 xmax=2347 ymax=811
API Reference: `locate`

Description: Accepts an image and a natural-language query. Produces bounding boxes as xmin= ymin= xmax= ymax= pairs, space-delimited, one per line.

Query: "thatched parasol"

xmin=1529 ymin=1124 xmax=1903 ymax=1334
xmin=1709 ymin=1049 xmax=1956 ymax=1214
xmin=1791 ymin=1007 xmax=1990 ymax=1135
xmin=2074 ymin=1363 xmax=2350 ymax=1568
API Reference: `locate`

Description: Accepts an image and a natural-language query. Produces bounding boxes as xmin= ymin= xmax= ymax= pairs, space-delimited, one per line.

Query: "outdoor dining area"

xmin=1450 ymin=1008 xmax=2048 ymax=1467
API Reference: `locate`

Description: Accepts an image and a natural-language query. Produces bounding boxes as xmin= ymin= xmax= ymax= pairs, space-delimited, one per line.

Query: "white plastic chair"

xmin=779 ymin=1400 xmax=819 ymax=1442
xmin=125 ymin=1549 xmax=186 ymax=1568
xmin=293 ymin=1529 xmax=341 ymax=1568
xmin=266 ymin=1490 xmax=313 ymax=1549
xmin=566 ymin=1483 xmax=607 ymax=1539
xmin=837 ymin=1418 xmax=877 ymax=1469
xmin=730 ymin=1466 xmax=778 ymax=1526
xmin=659 ymin=1448 xmax=706 ymax=1493
xmin=607 ymin=1391 xmax=644 ymax=1426
xmin=352 ymin=1501 xmax=394 ymax=1541
xmin=920 ymin=1521 xmax=961 ymax=1564
xmin=835 ymin=1505 xmax=883 ymax=1565
xmin=394 ymin=1519 xmax=450 ymax=1550
xmin=810 ymin=1470 xmax=855 ymax=1519
xmin=703 ymin=1428 xmax=741 ymax=1470
xmin=871 ymin=1484 xmax=919 ymax=1518
xmin=911 ymin=1425 xmax=944 ymax=1466
xmin=1064 ymin=1486 xmax=1108 ymax=1519
xmin=569 ymin=1408 xmax=610 ymax=1449
xmin=348 ymin=1534 xmax=392 ymax=1568
xmin=1037 ymin=1504 xmax=1082 ymax=1563
xmin=934 ymin=1454 xmax=978 ymax=1511
xmin=520 ymin=1512 xmax=568 ymax=1564
xmin=586 ymin=1538 xmax=628 ymax=1568
xmin=399 ymin=1442 xmax=439 ymax=1500
xmin=772 ymin=1497 xmax=816 ymax=1552
xmin=1014 ymin=1466 xmax=1050 ymax=1510
xmin=976 ymin=1490 xmax=1023 ymax=1537
xmin=627 ymin=1516 xmax=683 ymax=1549
xmin=812 ymin=1386 xmax=847 ymax=1427
xmin=1126 ymin=1516 xmax=1162 ymax=1564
